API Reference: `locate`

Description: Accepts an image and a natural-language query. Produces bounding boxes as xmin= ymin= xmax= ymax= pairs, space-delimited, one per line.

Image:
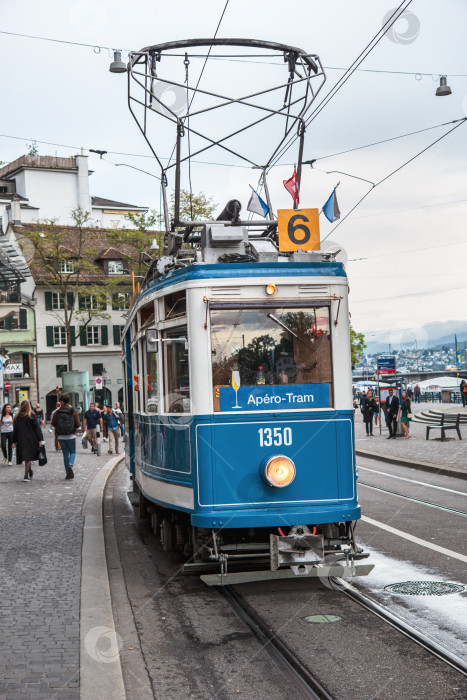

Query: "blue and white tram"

xmin=122 ymin=249 xmax=373 ymax=584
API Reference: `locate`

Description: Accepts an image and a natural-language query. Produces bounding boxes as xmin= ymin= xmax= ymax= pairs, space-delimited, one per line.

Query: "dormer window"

xmin=59 ymin=260 xmax=75 ymax=274
xmin=108 ymin=260 xmax=124 ymax=275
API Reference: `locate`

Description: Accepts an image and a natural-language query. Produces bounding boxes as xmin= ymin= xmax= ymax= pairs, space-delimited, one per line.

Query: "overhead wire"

xmin=321 ymin=117 xmax=467 ymax=241
xmin=3 ymin=29 xmax=466 ymax=78
xmin=0 ymin=118 xmax=463 ymax=171
xmin=269 ymin=0 xmax=415 ymax=168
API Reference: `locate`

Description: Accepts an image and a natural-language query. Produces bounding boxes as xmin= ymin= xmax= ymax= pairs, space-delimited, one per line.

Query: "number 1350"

xmin=258 ymin=427 xmax=292 ymax=447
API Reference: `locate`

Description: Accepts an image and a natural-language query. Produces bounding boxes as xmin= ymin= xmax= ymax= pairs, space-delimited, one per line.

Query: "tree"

xmin=170 ymin=189 xmax=217 ymax=222
xmin=114 ymin=210 xmax=164 ymax=279
xmin=350 ymin=325 xmax=366 ymax=366
xmin=26 ymin=140 xmax=39 ymax=156
xmin=24 ymin=208 xmax=125 ymax=370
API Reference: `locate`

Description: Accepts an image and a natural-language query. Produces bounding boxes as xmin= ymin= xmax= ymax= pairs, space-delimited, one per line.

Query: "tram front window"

xmin=211 ymin=306 xmax=332 ymax=411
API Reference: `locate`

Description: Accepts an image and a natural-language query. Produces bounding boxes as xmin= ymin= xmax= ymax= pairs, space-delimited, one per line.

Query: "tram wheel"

xmin=160 ymin=519 xmax=174 ymax=552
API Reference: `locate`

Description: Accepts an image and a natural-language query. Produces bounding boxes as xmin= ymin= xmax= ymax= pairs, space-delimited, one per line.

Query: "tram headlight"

xmin=261 ymin=455 xmax=296 ymax=488
xmin=265 ymin=283 xmax=277 ymax=296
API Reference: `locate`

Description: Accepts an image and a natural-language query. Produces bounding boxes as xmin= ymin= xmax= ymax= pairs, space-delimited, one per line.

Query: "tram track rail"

xmin=330 ymin=577 xmax=467 ymax=678
xmin=220 ymin=585 xmax=334 ymax=700
xmin=358 ymin=481 xmax=467 ymax=517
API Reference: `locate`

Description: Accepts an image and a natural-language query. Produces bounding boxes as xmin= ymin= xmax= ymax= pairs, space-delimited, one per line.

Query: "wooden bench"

xmin=425 ymin=414 xmax=462 ymax=441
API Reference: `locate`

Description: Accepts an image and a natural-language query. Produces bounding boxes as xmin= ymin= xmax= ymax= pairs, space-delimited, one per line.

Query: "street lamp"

xmin=436 ymin=76 xmax=452 ymax=96
xmin=109 ymin=51 xmax=127 ymax=74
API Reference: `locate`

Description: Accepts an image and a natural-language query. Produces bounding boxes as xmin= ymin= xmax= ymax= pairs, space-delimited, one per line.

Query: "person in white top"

xmin=1 ymin=403 xmax=14 ymax=465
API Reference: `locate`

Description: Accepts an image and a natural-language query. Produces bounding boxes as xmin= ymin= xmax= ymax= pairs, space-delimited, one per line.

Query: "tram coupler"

xmin=270 ymin=525 xmax=324 ymax=575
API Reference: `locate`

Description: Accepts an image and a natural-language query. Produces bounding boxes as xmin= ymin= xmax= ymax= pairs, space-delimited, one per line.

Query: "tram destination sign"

xmin=376 ymin=356 xmax=396 ymax=375
xmin=277 ymin=209 xmax=320 ymax=252
xmin=219 ymin=383 xmax=330 ymax=412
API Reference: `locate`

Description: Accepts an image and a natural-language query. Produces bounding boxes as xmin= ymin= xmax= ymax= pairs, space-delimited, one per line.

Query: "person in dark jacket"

xmin=400 ymin=391 xmax=412 ymax=439
xmin=362 ymin=390 xmax=377 ymax=436
xmin=12 ymin=400 xmax=43 ymax=482
xmin=385 ymin=388 xmax=400 ymax=439
xmin=51 ymin=394 xmax=81 ymax=479
xmin=460 ymin=380 xmax=467 ymax=408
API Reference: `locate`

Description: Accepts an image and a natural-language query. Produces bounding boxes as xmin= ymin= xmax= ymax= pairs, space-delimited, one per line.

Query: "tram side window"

xmin=163 ymin=326 xmax=190 ymax=413
xmin=210 ymin=305 xmax=333 ymax=411
xmin=145 ymin=331 xmax=159 ymax=413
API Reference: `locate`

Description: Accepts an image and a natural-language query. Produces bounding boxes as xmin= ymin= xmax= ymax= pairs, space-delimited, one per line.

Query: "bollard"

xmin=96 ymin=430 xmax=101 ymax=456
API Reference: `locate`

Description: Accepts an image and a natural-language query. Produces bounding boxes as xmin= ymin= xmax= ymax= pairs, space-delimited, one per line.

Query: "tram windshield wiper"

xmin=267 ymin=313 xmax=315 ymax=352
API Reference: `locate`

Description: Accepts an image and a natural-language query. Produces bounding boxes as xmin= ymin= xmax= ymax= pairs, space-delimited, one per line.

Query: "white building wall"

xmin=35 ymin=288 xmax=127 ymax=403
xmin=21 ymin=169 xmax=81 ymax=223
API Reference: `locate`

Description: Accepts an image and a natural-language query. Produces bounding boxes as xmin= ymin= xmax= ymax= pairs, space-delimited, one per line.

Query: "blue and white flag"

xmin=322 ymin=185 xmax=341 ymax=223
xmin=247 ymin=185 xmax=270 ymax=218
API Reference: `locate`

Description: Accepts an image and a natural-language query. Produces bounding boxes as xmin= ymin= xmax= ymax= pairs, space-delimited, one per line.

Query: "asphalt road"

xmin=353 ymin=455 xmax=467 ymax=663
xmin=107 ymin=461 xmax=467 ymax=700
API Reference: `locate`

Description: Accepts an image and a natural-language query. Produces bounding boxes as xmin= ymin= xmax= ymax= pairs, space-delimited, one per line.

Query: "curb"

xmin=355 ymin=449 xmax=467 ymax=481
xmin=80 ymin=455 xmax=126 ymax=700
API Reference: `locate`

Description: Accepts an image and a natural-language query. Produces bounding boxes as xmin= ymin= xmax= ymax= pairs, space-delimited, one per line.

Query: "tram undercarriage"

xmin=139 ymin=491 xmax=373 ymax=586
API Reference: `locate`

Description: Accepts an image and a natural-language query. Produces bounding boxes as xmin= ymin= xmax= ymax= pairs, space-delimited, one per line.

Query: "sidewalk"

xmin=0 ymin=430 xmax=121 ymax=699
xmin=355 ymin=401 xmax=467 ymax=478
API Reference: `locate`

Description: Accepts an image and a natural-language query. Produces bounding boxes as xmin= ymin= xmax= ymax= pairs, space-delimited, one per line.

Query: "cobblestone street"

xmin=355 ymin=402 xmax=467 ymax=475
xmin=0 ymin=430 xmax=115 ymax=699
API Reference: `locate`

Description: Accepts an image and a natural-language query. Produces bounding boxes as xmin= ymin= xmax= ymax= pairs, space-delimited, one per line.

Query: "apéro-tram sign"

xmin=277 ymin=209 xmax=320 ymax=252
xmin=219 ymin=383 xmax=330 ymax=411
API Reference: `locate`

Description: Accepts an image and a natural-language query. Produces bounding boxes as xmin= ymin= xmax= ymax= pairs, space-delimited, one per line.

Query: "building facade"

xmin=0 ymin=151 xmax=152 ymax=413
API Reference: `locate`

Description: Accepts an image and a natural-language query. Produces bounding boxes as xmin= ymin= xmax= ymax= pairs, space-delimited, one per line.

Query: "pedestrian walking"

xmin=51 ymin=394 xmax=81 ymax=479
xmin=373 ymin=396 xmax=380 ymax=427
xmin=362 ymin=390 xmax=377 ymax=436
xmin=34 ymin=403 xmax=45 ymax=428
xmin=460 ymin=379 xmax=467 ymax=408
xmin=12 ymin=403 xmax=19 ymax=416
xmin=102 ymin=405 xmax=120 ymax=455
xmin=84 ymin=402 xmax=103 ymax=454
xmin=400 ymin=391 xmax=412 ymax=439
xmin=50 ymin=402 xmax=62 ymax=451
xmin=414 ymin=384 xmax=421 ymax=404
xmin=407 ymin=386 xmax=413 ymax=399
xmin=359 ymin=391 xmax=366 ymax=409
xmin=11 ymin=400 xmax=43 ymax=482
xmin=385 ymin=388 xmax=399 ymax=439
xmin=1 ymin=403 xmax=14 ymax=465
xmin=114 ymin=402 xmax=125 ymax=440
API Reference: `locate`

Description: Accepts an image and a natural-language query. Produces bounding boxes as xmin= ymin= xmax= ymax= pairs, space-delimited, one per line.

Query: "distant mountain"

xmin=364 ymin=320 xmax=467 ymax=354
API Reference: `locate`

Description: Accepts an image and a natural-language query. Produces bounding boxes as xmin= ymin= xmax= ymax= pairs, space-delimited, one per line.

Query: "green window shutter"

xmin=70 ymin=325 xmax=76 ymax=347
xmin=66 ymin=292 xmax=74 ymax=309
xmin=45 ymin=291 xmax=53 ymax=310
xmin=100 ymin=298 xmax=107 ymax=311
xmin=46 ymin=326 xmax=54 ymax=346
xmin=78 ymin=296 xmax=85 ymax=310
xmin=79 ymin=326 xmax=87 ymax=346
xmin=5 ymin=316 xmax=14 ymax=330
xmin=113 ymin=325 xmax=121 ymax=345
xmin=111 ymin=295 xmax=118 ymax=311
xmin=101 ymin=325 xmax=108 ymax=346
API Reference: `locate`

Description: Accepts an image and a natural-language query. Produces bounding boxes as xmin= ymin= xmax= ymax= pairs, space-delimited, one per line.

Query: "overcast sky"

xmin=1 ymin=0 xmax=466 ymax=346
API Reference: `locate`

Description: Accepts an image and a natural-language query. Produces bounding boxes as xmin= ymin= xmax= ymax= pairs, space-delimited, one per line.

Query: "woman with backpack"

xmin=51 ymin=394 xmax=81 ymax=479
xmin=12 ymin=400 xmax=44 ymax=482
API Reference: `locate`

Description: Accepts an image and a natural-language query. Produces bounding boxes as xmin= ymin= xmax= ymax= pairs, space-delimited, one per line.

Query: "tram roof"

xmin=132 ymin=260 xmax=345 ymax=309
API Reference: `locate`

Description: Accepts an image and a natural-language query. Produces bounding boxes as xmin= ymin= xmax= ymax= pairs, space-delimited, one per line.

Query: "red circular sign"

xmin=95 ymin=378 xmax=102 ymax=386
xmin=4 ymin=382 xmax=11 ymax=389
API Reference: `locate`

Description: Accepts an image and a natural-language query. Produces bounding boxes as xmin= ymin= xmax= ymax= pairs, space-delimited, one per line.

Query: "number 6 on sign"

xmin=277 ymin=208 xmax=320 ymax=252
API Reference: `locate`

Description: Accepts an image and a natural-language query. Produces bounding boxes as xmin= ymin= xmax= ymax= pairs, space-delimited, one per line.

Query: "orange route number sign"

xmin=277 ymin=208 xmax=320 ymax=252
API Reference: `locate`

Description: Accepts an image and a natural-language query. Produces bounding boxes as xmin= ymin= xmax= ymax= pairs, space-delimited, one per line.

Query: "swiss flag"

xmin=283 ymin=167 xmax=299 ymax=207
